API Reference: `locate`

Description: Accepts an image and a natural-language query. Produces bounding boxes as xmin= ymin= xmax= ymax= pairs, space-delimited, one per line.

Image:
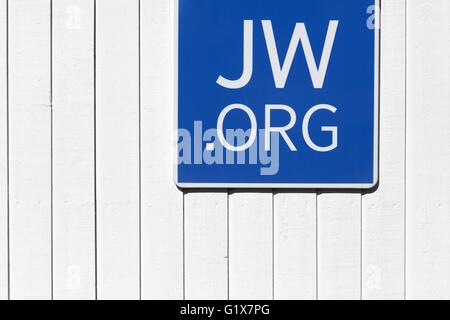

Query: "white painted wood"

xmin=229 ymin=192 xmax=273 ymax=300
xmin=406 ymin=0 xmax=450 ymax=300
xmin=0 ymin=0 xmax=449 ymax=301
xmin=8 ymin=0 xmax=52 ymax=299
xmin=96 ymin=0 xmax=140 ymax=299
xmin=317 ymin=193 xmax=361 ymax=300
xmin=184 ymin=192 xmax=228 ymax=300
xmin=274 ymin=192 xmax=316 ymax=300
xmin=52 ymin=0 xmax=95 ymax=300
xmin=140 ymin=0 xmax=184 ymax=300
xmin=0 ymin=0 xmax=7 ymax=300
xmin=362 ymin=0 xmax=406 ymax=300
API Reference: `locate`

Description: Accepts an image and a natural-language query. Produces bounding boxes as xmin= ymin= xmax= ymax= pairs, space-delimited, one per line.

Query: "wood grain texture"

xmin=184 ymin=192 xmax=228 ymax=300
xmin=229 ymin=192 xmax=273 ymax=300
xmin=274 ymin=192 xmax=316 ymax=300
xmin=318 ymin=193 xmax=361 ymax=300
xmin=0 ymin=0 xmax=7 ymax=300
xmin=96 ymin=0 xmax=140 ymax=299
xmin=140 ymin=0 xmax=184 ymax=299
xmin=8 ymin=0 xmax=52 ymax=299
xmin=52 ymin=0 xmax=95 ymax=300
xmin=406 ymin=0 xmax=450 ymax=300
xmin=362 ymin=0 xmax=406 ymax=300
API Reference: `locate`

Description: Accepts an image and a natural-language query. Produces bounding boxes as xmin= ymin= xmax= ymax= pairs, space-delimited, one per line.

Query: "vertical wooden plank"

xmin=140 ymin=0 xmax=184 ymax=299
xmin=184 ymin=192 xmax=228 ymax=300
xmin=274 ymin=192 xmax=316 ymax=300
xmin=96 ymin=0 xmax=140 ymax=299
xmin=406 ymin=0 xmax=450 ymax=300
xmin=318 ymin=193 xmax=361 ymax=300
xmin=8 ymin=0 xmax=51 ymax=299
xmin=52 ymin=0 xmax=95 ymax=299
xmin=0 ymin=0 xmax=7 ymax=300
xmin=362 ymin=0 xmax=406 ymax=300
xmin=229 ymin=192 xmax=273 ymax=300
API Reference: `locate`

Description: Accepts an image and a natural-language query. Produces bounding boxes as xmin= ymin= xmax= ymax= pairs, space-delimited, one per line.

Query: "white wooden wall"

xmin=0 ymin=0 xmax=449 ymax=300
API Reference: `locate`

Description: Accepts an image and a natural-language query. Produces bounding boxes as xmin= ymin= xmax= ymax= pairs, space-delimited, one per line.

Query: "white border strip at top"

xmin=173 ymin=0 xmax=380 ymax=189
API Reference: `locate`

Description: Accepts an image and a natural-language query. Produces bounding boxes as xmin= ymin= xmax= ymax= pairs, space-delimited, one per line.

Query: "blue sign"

xmin=175 ymin=0 xmax=379 ymax=188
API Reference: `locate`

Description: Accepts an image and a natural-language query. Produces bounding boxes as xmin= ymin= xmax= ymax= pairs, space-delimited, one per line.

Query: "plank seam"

xmin=227 ymin=189 xmax=230 ymax=300
xmin=315 ymin=192 xmax=318 ymax=300
xmin=360 ymin=192 xmax=362 ymax=300
xmin=6 ymin=0 xmax=9 ymax=301
xmin=50 ymin=0 xmax=54 ymax=300
xmin=271 ymin=190 xmax=274 ymax=300
xmin=138 ymin=0 xmax=142 ymax=301
xmin=94 ymin=0 xmax=98 ymax=301
xmin=182 ymin=190 xmax=185 ymax=300
xmin=403 ymin=0 xmax=407 ymax=301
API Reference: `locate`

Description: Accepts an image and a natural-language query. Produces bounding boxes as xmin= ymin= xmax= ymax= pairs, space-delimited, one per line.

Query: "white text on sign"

xmin=215 ymin=20 xmax=339 ymax=153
